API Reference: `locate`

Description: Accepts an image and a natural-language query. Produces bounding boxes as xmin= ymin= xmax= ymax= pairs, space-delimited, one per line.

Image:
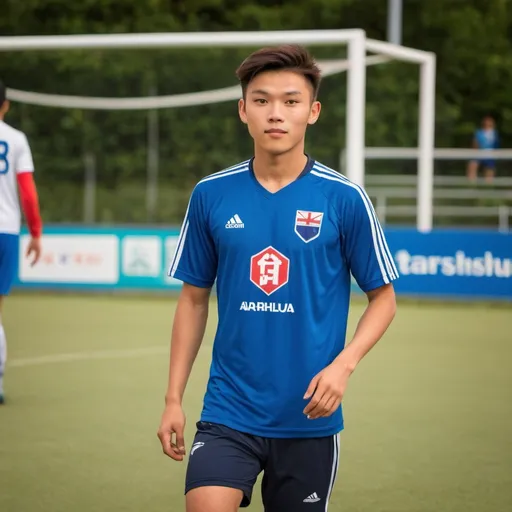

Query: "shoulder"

xmin=189 ymin=159 xmax=251 ymax=203
xmin=0 ymin=122 xmax=30 ymax=150
xmin=195 ymin=159 xmax=251 ymax=192
xmin=186 ymin=159 xmax=251 ymax=213
xmin=0 ymin=121 xmax=28 ymax=141
xmin=309 ymin=160 xmax=367 ymax=203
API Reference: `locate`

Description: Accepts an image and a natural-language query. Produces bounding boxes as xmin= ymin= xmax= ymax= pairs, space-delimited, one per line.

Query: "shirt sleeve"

xmin=17 ymin=172 xmax=42 ymax=238
xmin=16 ymin=134 xmax=35 ymax=173
xmin=341 ymin=187 xmax=399 ymax=292
xmin=168 ymin=184 xmax=217 ymax=288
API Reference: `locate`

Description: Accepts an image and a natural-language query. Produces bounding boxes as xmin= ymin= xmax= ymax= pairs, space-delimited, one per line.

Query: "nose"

xmin=267 ymin=102 xmax=284 ymax=123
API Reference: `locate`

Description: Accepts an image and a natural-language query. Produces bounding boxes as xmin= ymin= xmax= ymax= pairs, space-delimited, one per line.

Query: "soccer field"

xmin=0 ymin=293 xmax=511 ymax=512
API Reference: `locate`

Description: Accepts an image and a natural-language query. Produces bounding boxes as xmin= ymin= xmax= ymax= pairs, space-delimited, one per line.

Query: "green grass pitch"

xmin=0 ymin=293 xmax=511 ymax=511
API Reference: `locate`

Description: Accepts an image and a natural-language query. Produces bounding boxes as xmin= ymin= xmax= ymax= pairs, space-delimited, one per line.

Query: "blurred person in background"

xmin=466 ymin=114 xmax=500 ymax=183
xmin=0 ymin=79 xmax=42 ymax=405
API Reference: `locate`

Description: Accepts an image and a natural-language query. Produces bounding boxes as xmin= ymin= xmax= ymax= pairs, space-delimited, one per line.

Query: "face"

xmin=238 ymin=70 xmax=321 ymax=156
xmin=482 ymin=116 xmax=495 ymax=130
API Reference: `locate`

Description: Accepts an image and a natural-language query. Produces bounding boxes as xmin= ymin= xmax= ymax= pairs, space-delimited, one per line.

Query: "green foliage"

xmin=1 ymin=0 xmax=511 ymax=224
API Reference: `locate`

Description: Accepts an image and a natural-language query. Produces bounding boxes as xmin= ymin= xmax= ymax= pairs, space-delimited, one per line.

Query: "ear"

xmin=308 ymin=100 xmax=321 ymax=126
xmin=1 ymin=100 xmax=10 ymax=115
xmin=238 ymin=98 xmax=248 ymax=124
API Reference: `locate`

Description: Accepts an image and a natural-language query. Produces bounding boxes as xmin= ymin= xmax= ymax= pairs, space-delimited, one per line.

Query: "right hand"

xmin=26 ymin=236 xmax=42 ymax=267
xmin=157 ymin=402 xmax=186 ymax=461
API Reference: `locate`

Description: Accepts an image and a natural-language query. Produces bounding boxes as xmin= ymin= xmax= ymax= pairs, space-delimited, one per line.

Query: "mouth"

xmin=265 ymin=129 xmax=287 ymax=138
xmin=265 ymin=129 xmax=287 ymax=134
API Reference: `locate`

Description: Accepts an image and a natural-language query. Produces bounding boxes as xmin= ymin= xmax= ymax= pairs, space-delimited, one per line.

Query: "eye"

xmin=254 ymin=98 xmax=267 ymax=104
xmin=286 ymin=100 xmax=299 ymax=105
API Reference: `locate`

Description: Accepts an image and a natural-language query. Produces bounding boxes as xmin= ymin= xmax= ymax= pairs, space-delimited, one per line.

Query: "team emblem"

xmin=294 ymin=210 xmax=324 ymax=243
xmin=250 ymin=246 xmax=290 ymax=296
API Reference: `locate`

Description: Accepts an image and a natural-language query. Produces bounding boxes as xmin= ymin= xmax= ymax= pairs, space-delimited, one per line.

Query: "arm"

xmin=16 ymin=134 xmax=42 ymax=266
xmin=303 ymin=284 xmax=397 ymax=419
xmin=17 ymin=172 xmax=42 ymax=237
xmin=304 ymin=187 xmax=399 ymax=419
xmin=165 ymin=283 xmax=211 ymax=407
xmin=17 ymin=172 xmax=42 ymax=266
xmin=158 ymin=283 xmax=211 ymax=461
xmin=333 ymin=283 xmax=396 ymax=374
xmin=156 ymin=184 xmax=217 ymax=460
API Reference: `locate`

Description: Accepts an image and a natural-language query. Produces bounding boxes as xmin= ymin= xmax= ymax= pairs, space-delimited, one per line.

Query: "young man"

xmin=0 ymin=79 xmax=42 ymax=404
xmin=466 ymin=114 xmax=500 ymax=183
xmin=157 ymin=45 xmax=399 ymax=512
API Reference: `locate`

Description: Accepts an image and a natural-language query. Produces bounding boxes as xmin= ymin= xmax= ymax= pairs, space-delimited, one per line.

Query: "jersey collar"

xmin=249 ymin=154 xmax=315 ymax=181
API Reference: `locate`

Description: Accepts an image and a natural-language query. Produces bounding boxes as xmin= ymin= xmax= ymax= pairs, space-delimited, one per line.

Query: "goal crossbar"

xmin=0 ymin=29 xmax=364 ymax=51
xmin=0 ymin=29 xmax=436 ymax=232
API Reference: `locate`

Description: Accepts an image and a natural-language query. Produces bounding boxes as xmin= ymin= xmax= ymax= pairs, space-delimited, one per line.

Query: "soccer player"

xmin=0 ymin=79 xmax=42 ymax=404
xmin=157 ymin=45 xmax=399 ymax=511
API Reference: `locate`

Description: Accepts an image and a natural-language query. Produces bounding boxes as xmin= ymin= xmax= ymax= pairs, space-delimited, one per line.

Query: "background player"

xmin=0 ymin=79 xmax=42 ymax=404
xmin=466 ymin=114 xmax=500 ymax=183
xmin=157 ymin=45 xmax=398 ymax=511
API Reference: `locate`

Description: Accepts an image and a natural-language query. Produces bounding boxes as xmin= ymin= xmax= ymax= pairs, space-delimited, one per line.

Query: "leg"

xmin=185 ymin=421 xmax=266 ymax=511
xmin=0 ymin=295 xmax=5 ymax=402
xmin=187 ymin=487 xmax=244 ymax=512
xmin=466 ymin=160 xmax=478 ymax=182
xmin=0 ymin=233 xmax=20 ymax=403
xmin=483 ymin=162 xmax=495 ymax=183
xmin=262 ymin=433 xmax=341 ymax=511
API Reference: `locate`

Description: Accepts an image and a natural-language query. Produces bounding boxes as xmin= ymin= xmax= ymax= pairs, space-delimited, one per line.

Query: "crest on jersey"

xmin=294 ymin=210 xmax=324 ymax=243
xmin=250 ymin=246 xmax=290 ymax=296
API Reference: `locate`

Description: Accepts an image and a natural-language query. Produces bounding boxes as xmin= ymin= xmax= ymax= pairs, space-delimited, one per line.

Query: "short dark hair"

xmin=0 ymin=79 xmax=5 ymax=108
xmin=235 ymin=44 xmax=322 ymax=100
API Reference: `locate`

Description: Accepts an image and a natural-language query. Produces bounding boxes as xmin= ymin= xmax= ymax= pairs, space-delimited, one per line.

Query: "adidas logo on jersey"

xmin=303 ymin=492 xmax=321 ymax=503
xmin=226 ymin=214 xmax=244 ymax=229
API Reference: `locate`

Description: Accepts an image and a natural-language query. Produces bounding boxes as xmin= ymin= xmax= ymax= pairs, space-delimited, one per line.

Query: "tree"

xmin=1 ymin=0 xmax=511 ymax=222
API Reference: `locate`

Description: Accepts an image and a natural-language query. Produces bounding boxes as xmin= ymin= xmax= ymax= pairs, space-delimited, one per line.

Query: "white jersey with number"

xmin=0 ymin=120 xmax=35 ymax=235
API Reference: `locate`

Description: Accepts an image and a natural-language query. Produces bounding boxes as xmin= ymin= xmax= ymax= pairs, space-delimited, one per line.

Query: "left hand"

xmin=303 ymin=360 xmax=352 ymax=420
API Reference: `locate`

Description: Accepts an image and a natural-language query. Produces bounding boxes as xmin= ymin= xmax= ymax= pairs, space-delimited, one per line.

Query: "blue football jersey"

xmin=475 ymin=128 xmax=499 ymax=150
xmin=169 ymin=157 xmax=399 ymax=438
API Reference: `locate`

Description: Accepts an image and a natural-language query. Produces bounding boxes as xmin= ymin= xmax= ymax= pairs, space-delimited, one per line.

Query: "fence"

xmin=340 ymin=147 xmax=512 ymax=231
xmin=365 ymin=174 xmax=512 ymax=232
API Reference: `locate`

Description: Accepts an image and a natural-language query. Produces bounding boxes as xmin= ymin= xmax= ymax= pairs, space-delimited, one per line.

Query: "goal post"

xmin=366 ymin=38 xmax=436 ymax=233
xmin=0 ymin=29 xmax=436 ymax=232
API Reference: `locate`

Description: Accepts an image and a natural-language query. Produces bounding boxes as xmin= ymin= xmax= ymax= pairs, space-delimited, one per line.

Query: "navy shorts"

xmin=472 ymin=158 xmax=496 ymax=169
xmin=0 ymin=234 xmax=19 ymax=295
xmin=185 ymin=421 xmax=340 ymax=511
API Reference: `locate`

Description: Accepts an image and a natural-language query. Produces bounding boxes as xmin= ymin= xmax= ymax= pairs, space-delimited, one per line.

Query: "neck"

xmin=252 ymin=144 xmax=308 ymax=184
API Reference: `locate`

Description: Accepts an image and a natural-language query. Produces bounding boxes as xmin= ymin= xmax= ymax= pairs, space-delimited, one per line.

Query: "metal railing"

xmin=364 ymin=174 xmax=512 ymax=232
xmin=338 ymin=147 xmax=512 ymax=232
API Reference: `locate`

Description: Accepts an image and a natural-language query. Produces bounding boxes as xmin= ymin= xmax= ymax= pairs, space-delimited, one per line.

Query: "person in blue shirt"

xmin=157 ymin=44 xmax=399 ymax=512
xmin=466 ymin=114 xmax=499 ymax=183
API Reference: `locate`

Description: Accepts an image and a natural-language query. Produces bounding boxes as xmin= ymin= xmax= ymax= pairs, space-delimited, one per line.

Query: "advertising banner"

xmin=19 ymin=234 xmax=119 ymax=284
xmin=385 ymin=228 xmax=511 ymax=300
xmin=13 ymin=226 xmax=511 ymax=300
xmin=14 ymin=226 xmax=182 ymax=291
